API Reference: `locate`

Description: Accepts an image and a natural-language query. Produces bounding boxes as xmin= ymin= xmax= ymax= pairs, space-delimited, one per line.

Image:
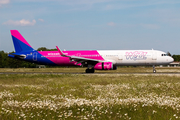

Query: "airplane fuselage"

xmin=8 ymin=30 xmax=174 ymax=73
xmin=11 ymin=50 xmax=173 ymax=66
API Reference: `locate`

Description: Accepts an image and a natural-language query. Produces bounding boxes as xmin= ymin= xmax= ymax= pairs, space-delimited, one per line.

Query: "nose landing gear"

xmin=153 ymin=65 xmax=156 ymax=73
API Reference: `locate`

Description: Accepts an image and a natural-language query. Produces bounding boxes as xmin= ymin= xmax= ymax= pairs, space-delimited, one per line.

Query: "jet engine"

xmin=94 ymin=62 xmax=117 ymax=70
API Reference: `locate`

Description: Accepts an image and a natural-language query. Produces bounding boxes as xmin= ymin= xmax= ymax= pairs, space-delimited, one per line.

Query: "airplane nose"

xmin=169 ymin=57 xmax=174 ymax=63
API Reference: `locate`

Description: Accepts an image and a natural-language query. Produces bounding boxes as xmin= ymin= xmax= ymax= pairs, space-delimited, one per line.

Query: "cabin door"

xmin=33 ymin=52 xmax=37 ymax=61
xmin=118 ymin=52 xmax=123 ymax=60
xmin=152 ymin=51 xmax=157 ymax=60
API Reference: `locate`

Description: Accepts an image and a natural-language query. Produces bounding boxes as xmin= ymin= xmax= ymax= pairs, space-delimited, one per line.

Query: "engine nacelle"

xmin=94 ymin=62 xmax=117 ymax=70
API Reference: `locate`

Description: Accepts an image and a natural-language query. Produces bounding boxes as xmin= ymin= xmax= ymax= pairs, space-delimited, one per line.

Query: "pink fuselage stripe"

xmin=11 ymin=30 xmax=32 ymax=47
xmin=38 ymin=50 xmax=104 ymax=66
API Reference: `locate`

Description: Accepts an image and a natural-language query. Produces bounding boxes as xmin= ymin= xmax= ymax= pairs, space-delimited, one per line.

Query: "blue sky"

xmin=0 ymin=0 xmax=180 ymax=54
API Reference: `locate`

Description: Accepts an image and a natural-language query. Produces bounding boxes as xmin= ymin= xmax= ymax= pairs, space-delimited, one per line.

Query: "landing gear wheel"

xmin=85 ymin=69 xmax=95 ymax=73
xmin=153 ymin=65 xmax=156 ymax=73
xmin=85 ymin=69 xmax=89 ymax=73
xmin=91 ymin=69 xmax=95 ymax=73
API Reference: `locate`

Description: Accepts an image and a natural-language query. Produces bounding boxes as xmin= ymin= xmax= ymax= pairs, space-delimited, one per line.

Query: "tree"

xmin=0 ymin=51 xmax=3 ymax=67
xmin=172 ymin=55 xmax=180 ymax=62
xmin=37 ymin=47 xmax=57 ymax=51
xmin=37 ymin=47 xmax=49 ymax=51
xmin=167 ymin=52 xmax=171 ymax=56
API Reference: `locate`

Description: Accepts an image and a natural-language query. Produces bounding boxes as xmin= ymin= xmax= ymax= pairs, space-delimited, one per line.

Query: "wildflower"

xmin=152 ymin=110 xmax=157 ymax=114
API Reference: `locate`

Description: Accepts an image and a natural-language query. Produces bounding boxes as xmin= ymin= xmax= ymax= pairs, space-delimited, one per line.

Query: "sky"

xmin=0 ymin=0 xmax=180 ymax=54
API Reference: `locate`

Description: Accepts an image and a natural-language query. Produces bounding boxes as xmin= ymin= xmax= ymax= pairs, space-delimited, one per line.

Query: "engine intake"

xmin=94 ymin=62 xmax=117 ymax=70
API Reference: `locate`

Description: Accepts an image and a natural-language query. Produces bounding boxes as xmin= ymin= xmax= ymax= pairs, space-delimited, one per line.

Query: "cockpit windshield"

xmin=161 ymin=54 xmax=168 ymax=56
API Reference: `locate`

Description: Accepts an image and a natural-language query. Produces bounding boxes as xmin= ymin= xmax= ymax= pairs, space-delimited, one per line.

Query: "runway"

xmin=1 ymin=72 xmax=180 ymax=75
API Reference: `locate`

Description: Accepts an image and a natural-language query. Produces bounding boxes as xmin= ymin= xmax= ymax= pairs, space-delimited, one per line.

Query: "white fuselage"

xmin=98 ymin=50 xmax=174 ymax=66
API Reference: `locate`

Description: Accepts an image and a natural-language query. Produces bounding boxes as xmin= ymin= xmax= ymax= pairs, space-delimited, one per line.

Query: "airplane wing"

xmin=56 ymin=46 xmax=104 ymax=65
xmin=69 ymin=56 xmax=103 ymax=65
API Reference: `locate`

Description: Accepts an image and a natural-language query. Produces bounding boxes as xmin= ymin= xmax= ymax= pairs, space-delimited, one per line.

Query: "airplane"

xmin=8 ymin=30 xmax=174 ymax=73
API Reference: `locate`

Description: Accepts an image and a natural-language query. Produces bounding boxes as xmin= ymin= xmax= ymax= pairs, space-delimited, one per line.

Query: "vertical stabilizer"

xmin=10 ymin=30 xmax=34 ymax=53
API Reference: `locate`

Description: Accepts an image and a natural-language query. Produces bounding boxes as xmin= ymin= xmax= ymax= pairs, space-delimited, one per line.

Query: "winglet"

xmin=56 ymin=46 xmax=67 ymax=57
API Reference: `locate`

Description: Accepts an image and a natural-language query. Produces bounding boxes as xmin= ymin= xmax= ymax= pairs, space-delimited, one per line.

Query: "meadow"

xmin=0 ymin=68 xmax=180 ymax=119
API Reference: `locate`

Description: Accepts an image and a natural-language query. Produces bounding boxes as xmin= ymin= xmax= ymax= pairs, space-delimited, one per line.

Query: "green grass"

xmin=0 ymin=68 xmax=180 ymax=119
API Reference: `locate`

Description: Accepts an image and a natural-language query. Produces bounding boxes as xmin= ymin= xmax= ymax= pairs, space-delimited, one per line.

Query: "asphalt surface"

xmin=0 ymin=72 xmax=180 ymax=75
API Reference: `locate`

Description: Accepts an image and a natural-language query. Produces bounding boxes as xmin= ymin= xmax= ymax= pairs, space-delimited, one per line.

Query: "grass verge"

xmin=0 ymin=73 xmax=180 ymax=119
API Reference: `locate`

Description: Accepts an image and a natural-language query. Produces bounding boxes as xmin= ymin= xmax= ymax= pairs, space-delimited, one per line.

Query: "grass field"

xmin=0 ymin=68 xmax=180 ymax=119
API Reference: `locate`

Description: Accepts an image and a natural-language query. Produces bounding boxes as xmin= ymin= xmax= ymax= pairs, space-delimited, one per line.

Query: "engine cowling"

xmin=94 ymin=62 xmax=117 ymax=70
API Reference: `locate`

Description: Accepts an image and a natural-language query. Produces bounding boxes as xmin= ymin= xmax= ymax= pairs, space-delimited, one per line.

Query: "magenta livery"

xmin=8 ymin=30 xmax=174 ymax=73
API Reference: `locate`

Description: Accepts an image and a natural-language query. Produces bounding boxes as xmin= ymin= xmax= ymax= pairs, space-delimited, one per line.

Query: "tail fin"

xmin=10 ymin=30 xmax=34 ymax=53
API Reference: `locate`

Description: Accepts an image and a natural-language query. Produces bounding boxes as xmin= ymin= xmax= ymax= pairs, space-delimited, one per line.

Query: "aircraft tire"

xmin=86 ymin=69 xmax=91 ymax=73
xmin=86 ymin=69 xmax=95 ymax=73
xmin=85 ymin=69 xmax=89 ymax=73
xmin=91 ymin=69 xmax=95 ymax=73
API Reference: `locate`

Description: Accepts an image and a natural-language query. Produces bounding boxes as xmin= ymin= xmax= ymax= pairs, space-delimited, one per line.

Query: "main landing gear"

xmin=153 ymin=65 xmax=156 ymax=73
xmin=85 ymin=68 xmax=95 ymax=73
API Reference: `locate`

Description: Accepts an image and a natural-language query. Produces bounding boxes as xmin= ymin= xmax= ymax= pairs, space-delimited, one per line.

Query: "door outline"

xmin=118 ymin=52 xmax=123 ymax=60
xmin=152 ymin=51 xmax=157 ymax=60
xmin=33 ymin=52 xmax=37 ymax=61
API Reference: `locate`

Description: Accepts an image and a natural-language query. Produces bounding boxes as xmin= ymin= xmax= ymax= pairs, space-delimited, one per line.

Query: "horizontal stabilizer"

xmin=8 ymin=53 xmax=26 ymax=59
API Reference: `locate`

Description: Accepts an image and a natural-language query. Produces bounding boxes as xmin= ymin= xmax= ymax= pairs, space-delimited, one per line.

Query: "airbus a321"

xmin=8 ymin=30 xmax=174 ymax=73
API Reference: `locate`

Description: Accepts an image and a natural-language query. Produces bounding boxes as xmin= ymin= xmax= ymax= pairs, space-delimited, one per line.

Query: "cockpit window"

xmin=161 ymin=54 xmax=168 ymax=56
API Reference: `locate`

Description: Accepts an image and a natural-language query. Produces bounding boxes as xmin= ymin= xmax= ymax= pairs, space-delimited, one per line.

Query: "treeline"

xmin=0 ymin=51 xmax=37 ymax=68
xmin=172 ymin=55 xmax=180 ymax=62
xmin=0 ymin=48 xmax=180 ymax=68
xmin=37 ymin=47 xmax=57 ymax=51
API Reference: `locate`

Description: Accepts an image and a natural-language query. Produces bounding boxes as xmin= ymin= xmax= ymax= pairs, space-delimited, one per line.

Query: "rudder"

xmin=10 ymin=30 xmax=34 ymax=53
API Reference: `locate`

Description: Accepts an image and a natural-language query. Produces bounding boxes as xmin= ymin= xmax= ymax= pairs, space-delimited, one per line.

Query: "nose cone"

xmin=169 ymin=57 xmax=174 ymax=63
